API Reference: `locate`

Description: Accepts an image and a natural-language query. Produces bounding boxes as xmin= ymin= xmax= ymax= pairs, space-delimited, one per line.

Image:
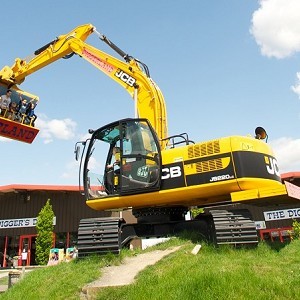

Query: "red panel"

xmin=0 ymin=117 xmax=39 ymax=143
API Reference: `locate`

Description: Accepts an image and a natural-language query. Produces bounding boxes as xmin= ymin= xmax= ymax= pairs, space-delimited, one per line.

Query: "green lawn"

xmin=1 ymin=237 xmax=299 ymax=300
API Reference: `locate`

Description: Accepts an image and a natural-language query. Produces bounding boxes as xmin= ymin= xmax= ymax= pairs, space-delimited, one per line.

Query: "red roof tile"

xmin=0 ymin=184 xmax=81 ymax=193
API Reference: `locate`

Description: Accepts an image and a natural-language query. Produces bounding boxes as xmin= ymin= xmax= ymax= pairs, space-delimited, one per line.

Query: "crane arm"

xmin=0 ymin=24 xmax=95 ymax=85
xmin=0 ymin=24 xmax=168 ymax=147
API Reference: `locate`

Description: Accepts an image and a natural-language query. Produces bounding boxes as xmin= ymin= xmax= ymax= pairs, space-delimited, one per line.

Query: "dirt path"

xmin=81 ymin=246 xmax=181 ymax=299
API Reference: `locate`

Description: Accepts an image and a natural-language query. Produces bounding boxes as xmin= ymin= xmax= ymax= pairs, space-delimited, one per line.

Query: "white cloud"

xmin=36 ymin=114 xmax=77 ymax=144
xmin=78 ymin=132 xmax=92 ymax=142
xmin=291 ymin=72 xmax=300 ymax=98
xmin=61 ymin=160 xmax=80 ymax=180
xmin=250 ymin=0 xmax=300 ymax=58
xmin=270 ymin=137 xmax=300 ymax=173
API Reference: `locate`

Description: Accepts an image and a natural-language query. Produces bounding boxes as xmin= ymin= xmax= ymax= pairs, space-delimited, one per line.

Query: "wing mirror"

xmin=74 ymin=141 xmax=86 ymax=161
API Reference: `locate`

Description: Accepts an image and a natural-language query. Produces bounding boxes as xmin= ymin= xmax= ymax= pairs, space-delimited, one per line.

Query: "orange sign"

xmin=0 ymin=117 xmax=39 ymax=143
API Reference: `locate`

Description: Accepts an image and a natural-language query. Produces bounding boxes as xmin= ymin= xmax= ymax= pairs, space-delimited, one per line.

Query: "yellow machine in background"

xmin=0 ymin=24 xmax=297 ymax=255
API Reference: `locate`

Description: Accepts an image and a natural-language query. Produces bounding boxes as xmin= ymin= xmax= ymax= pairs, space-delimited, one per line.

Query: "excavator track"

xmin=210 ymin=209 xmax=258 ymax=246
xmin=77 ymin=217 xmax=121 ymax=257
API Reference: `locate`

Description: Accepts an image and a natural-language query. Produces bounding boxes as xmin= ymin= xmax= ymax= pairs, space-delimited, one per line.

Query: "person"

xmin=25 ymin=102 xmax=37 ymax=126
xmin=21 ymin=248 xmax=28 ymax=266
xmin=106 ymin=147 xmax=121 ymax=193
xmin=15 ymin=96 xmax=28 ymax=122
xmin=106 ymin=147 xmax=120 ymax=170
xmin=0 ymin=89 xmax=12 ymax=117
xmin=6 ymin=101 xmax=18 ymax=120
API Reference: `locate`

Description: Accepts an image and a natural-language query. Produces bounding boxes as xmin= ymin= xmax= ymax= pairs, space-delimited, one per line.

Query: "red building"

xmin=0 ymin=185 xmax=115 ymax=267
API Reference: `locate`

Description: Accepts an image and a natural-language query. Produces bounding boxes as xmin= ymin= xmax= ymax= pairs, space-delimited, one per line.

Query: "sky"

xmin=1 ymin=0 xmax=300 ymax=186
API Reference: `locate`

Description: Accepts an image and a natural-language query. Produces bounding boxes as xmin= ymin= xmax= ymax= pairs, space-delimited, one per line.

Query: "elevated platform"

xmin=0 ymin=116 xmax=39 ymax=143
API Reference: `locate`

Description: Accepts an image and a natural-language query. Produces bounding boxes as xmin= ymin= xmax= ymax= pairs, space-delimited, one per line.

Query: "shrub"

xmin=35 ymin=199 xmax=55 ymax=265
xmin=292 ymin=219 xmax=300 ymax=239
xmin=190 ymin=207 xmax=204 ymax=219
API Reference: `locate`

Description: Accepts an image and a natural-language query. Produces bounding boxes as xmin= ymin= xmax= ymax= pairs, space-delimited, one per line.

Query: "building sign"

xmin=0 ymin=218 xmax=37 ymax=229
xmin=264 ymin=208 xmax=300 ymax=221
xmin=255 ymin=221 xmax=266 ymax=229
xmin=0 ymin=217 xmax=56 ymax=229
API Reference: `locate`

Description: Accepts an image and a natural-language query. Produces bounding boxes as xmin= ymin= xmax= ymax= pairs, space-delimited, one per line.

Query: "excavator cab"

xmin=0 ymin=83 xmax=39 ymax=143
xmin=82 ymin=118 xmax=162 ymax=199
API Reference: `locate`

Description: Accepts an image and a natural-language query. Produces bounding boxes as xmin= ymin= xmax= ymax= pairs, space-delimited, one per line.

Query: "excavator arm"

xmin=0 ymin=24 xmax=168 ymax=147
xmin=0 ymin=24 xmax=94 ymax=85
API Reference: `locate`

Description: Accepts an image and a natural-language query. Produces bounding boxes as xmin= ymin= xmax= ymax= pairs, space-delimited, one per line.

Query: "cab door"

xmin=119 ymin=119 xmax=161 ymax=194
xmin=83 ymin=118 xmax=162 ymax=199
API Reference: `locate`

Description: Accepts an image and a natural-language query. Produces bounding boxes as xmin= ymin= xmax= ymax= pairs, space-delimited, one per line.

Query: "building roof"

xmin=0 ymin=184 xmax=81 ymax=194
xmin=281 ymin=172 xmax=300 ymax=186
xmin=281 ymin=172 xmax=300 ymax=180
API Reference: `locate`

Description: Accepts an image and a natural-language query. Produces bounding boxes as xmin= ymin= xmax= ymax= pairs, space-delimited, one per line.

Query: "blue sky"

xmin=1 ymin=0 xmax=300 ymax=185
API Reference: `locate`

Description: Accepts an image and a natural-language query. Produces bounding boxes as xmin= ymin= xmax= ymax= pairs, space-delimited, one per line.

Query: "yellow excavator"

xmin=0 ymin=24 xmax=297 ymax=255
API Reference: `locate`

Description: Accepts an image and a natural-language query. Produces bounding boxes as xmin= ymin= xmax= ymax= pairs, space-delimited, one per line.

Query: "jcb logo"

xmin=265 ymin=156 xmax=280 ymax=176
xmin=162 ymin=166 xmax=182 ymax=180
xmin=115 ymin=69 xmax=136 ymax=87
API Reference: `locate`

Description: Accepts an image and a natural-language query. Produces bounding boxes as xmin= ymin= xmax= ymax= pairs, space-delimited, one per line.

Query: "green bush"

xmin=35 ymin=199 xmax=55 ymax=265
xmin=190 ymin=207 xmax=204 ymax=218
xmin=292 ymin=219 xmax=300 ymax=239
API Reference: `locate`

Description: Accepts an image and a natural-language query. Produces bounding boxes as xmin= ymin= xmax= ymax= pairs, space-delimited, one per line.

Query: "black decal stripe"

xmin=161 ymin=162 xmax=185 ymax=190
xmin=233 ymin=151 xmax=281 ymax=181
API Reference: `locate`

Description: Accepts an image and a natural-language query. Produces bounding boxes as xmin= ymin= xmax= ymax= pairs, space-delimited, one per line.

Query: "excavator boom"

xmin=0 ymin=24 xmax=94 ymax=85
xmin=0 ymin=24 xmax=167 ymax=146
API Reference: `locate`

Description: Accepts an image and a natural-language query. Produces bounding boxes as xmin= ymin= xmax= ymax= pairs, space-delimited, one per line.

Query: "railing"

xmin=259 ymin=227 xmax=293 ymax=243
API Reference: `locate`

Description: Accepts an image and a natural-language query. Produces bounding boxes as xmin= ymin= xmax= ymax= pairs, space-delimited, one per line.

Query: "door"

xmin=83 ymin=118 xmax=162 ymax=199
xmin=19 ymin=235 xmax=37 ymax=266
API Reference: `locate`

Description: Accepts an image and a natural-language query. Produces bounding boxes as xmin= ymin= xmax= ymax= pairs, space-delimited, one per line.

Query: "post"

xmin=8 ymin=271 xmax=21 ymax=288
xmin=134 ymin=88 xmax=138 ymax=118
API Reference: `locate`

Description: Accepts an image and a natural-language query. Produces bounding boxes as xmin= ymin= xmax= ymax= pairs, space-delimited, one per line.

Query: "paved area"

xmin=0 ymin=267 xmax=34 ymax=293
xmin=81 ymin=246 xmax=181 ymax=300
xmin=0 ymin=269 xmax=19 ymax=293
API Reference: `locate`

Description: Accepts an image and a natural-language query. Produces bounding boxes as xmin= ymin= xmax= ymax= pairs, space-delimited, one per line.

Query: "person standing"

xmin=0 ymin=89 xmax=12 ymax=117
xmin=21 ymin=248 xmax=28 ymax=266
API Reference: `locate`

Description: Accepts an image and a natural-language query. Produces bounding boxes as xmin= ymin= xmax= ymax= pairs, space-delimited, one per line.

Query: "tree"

xmin=35 ymin=199 xmax=55 ymax=265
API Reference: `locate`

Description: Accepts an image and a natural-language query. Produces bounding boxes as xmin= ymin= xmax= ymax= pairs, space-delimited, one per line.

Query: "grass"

xmin=0 ymin=252 xmax=130 ymax=300
xmin=1 ymin=236 xmax=300 ymax=300
xmin=95 ymin=239 xmax=300 ymax=300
